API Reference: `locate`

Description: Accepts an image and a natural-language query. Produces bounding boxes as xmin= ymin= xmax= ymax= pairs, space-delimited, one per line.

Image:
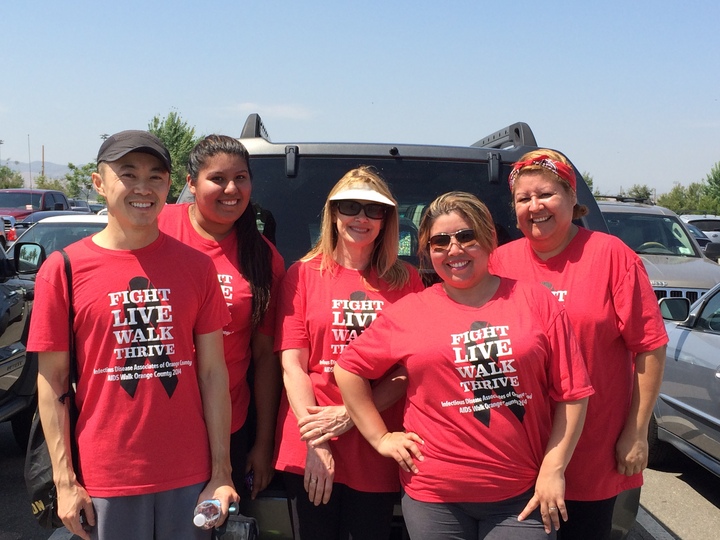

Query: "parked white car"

xmin=681 ymin=214 xmax=720 ymax=242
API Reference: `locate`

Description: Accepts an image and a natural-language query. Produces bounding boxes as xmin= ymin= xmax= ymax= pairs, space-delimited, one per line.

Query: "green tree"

xmin=581 ymin=171 xmax=601 ymax=196
xmin=657 ymin=182 xmax=687 ymax=213
xmin=627 ymin=184 xmax=653 ymax=202
xmin=148 ymin=111 xmax=200 ymax=202
xmin=656 ymin=180 xmax=719 ymax=215
xmin=704 ymin=161 xmax=720 ymax=204
xmin=35 ymin=175 xmax=68 ymax=192
xmin=0 ymin=163 xmax=24 ymax=188
xmin=65 ymin=162 xmax=96 ymax=199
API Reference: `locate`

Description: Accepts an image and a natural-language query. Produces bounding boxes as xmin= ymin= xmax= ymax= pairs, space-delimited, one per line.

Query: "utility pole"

xmin=27 ymin=135 xmax=32 ymax=189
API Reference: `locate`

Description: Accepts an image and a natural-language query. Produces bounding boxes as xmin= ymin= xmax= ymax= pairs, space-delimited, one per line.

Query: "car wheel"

xmin=10 ymin=402 xmax=36 ymax=451
xmin=647 ymin=413 xmax=673 ymax=467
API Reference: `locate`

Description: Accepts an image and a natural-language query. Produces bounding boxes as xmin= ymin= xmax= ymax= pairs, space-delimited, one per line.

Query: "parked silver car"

xmin=652 ymin=284 xmax=720 ymax=476
xmin=599 ymin=200 xmax=720 ymax=303
xmin=681 ymin=214 xmax=720 ymax=242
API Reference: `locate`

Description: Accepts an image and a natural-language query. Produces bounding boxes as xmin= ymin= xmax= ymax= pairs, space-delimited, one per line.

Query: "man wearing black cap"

xmin=29 ymin=130 xmax=238 ymax=539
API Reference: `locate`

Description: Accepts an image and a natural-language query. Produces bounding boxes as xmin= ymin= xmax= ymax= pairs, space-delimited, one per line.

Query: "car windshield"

xmin=603 ymin=212 xmax=700 ymax=258
xmin=12 ymin=222 xmax=106 ymax=257
xmin=0 ymin=192 xmax=42 ymax=209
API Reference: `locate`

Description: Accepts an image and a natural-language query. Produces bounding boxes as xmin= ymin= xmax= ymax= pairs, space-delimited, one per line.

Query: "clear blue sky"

xmin=1 ymin=0 xmax=718 ymax=196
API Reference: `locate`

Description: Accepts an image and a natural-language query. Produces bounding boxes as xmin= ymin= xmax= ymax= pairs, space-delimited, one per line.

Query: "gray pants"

xmin=86 ymin=481 xmax=210 ymax=540
xmin=401 ymin=489 xmax=553 ymax=540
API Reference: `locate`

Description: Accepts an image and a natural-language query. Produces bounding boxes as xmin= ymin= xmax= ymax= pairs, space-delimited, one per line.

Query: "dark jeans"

xmin=284 ymin=472 xmax=396 ymax=540
xmin=556 ymin=497 xmax=617 ymax=540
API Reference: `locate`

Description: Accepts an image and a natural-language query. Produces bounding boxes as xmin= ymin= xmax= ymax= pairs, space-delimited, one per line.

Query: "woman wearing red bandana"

xmin=489 ymin=149 xmax=667 ymax=540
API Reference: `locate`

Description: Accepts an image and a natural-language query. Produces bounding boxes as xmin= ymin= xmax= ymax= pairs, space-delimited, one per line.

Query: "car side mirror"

xmin=658 ymin=297 xmax=690 ymax=321
xmin=13 ymin=242 xmax=46 ymax=275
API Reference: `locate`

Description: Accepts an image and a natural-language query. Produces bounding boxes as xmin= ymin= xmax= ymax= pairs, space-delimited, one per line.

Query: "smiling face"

xmin=429 ymin=211 xmax=490 ymax=291
xmin=188 ymin=153 xmax=252 ymax=237
xmin=513 ymin=170 xmax=577 ymax=256
xmin=333 ymin=198 xmax=385 ymax=254
xmin=93 ymin=151 xmax=170 ymax=231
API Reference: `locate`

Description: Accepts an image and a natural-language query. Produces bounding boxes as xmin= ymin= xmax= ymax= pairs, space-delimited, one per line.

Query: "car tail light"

xmin=7 ymin=227 xmax=16 ymax=242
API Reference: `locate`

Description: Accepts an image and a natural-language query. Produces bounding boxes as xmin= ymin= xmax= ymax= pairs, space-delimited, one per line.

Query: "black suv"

xmin=0 ymin=245 xmax=41 ymax=449
xmin=178 ymin=114 xmax=640 ymax=539
xmin=180 ymin=115 xmax=606 ymax=264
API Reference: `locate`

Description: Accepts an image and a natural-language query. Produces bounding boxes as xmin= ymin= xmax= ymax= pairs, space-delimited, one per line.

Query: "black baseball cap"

xmin=97 ymin=130 xmax=172 ymax=172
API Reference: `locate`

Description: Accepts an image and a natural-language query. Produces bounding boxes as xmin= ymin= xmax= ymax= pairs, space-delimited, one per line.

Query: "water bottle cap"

xmin=193 ymin=514 xmax=207 ymax=527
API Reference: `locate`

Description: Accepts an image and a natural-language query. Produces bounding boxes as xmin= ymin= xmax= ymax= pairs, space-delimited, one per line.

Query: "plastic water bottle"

xmin=193 ymin=499 xmax=222 ymax=529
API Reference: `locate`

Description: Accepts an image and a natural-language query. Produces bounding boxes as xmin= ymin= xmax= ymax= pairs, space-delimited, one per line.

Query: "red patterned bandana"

xmin=509 ymin=155 xmax=577 ymax=192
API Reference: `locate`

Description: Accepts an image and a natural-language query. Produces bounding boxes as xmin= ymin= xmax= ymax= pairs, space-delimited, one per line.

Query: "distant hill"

xmin=5 ymin=161 xmax=71 ymax=188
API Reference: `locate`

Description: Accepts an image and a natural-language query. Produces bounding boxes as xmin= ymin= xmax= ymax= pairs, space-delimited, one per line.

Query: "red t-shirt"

xmin=338 ymin=279 xmax=593 ymax=503
xmin=28 ymin=234 xmax=231 ymax=497
xmin=159 ymin=203 xmax=286 ymax=432
xmin=273 ymin=256 xmax=425 ymax=493
xmin=489 ymin=228 xmax=668 ymax=500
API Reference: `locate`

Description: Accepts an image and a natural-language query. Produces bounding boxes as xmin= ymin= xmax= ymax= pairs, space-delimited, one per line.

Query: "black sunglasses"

xmin=335 ymin=200 xmax=388 ymax=220
xmin=428 ymin=229 xmax=478 ymax=250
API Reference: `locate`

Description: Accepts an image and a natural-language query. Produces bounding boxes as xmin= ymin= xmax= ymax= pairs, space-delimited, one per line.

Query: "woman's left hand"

xmin=298 ymin=405 xmax=354 ymax=446
xmin=245 ymin=441 xmax=275 ymax=499
xmin=518 ymin=469 xmax=566 ymax=534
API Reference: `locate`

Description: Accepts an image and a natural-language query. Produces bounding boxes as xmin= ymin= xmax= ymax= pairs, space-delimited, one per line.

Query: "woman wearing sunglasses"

xmin=489 ymin=150 xmax=667 ymax=540
xmin=335 ymin=191 xmax=593 ymax=539
xmin=273 ymin=166 xmax=424 ymax=539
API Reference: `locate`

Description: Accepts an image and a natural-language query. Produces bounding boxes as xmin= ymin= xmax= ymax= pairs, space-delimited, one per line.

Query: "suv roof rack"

xmin=598 ymin=196 xmax=654 ymax=205
xmin=240 ymin=113 xmax=270 ymax=141
xmin=472 ymin=122 xmax=537 ymax=149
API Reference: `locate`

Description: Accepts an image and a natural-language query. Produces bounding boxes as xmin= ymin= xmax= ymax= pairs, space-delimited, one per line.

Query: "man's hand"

xmin=57 ymin=481 xmax=95 ymax=540
xmin=197 ymin=479 xmax=239 ymax=527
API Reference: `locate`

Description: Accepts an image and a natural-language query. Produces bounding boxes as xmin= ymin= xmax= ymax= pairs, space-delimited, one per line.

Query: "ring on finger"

xmin=309 ymin=477 xmax=317 ymax=483
xmin=548 ymin=506 xmax=557 ymax=512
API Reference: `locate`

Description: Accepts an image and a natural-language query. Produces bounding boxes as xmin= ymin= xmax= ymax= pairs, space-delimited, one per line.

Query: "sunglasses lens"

xmin=429 ymin=234 xmax=451 ymax=249
xmin=337 ymin=201 xmax=361 ymax=216
xmin=336 ymin=201 xmax=387 ymax=219
xmin=364 ymin=204 xmax=386 ymax=219
xmin=456 ymin=230 xmax=476 ymax=244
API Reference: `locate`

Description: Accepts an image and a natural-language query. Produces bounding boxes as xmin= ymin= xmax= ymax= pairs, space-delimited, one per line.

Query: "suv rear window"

xmin=0 ymin=192 xmax=42 ymax=209
xmin=245 ymin=156 xmax=522 ymax=266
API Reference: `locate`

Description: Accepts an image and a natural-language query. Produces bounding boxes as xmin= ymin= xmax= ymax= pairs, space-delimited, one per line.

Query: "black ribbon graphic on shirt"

xmin=342 ymin=291 xmax=375 ymax=342
xmin=119 ymin=276 xmax=178 ymax=399
xmin=464 ymin=320 xmax=525 ymax=427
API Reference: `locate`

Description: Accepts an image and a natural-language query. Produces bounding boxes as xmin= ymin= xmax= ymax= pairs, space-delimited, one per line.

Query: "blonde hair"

xmin=418 ymin=192 xmax=497 ymax=274
xmin=511 ymin=149 xmax=588 ymax=220
xmin=302 ymin=166 xmax=410 ymax=290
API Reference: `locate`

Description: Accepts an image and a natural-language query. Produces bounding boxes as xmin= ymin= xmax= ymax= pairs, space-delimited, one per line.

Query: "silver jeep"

xmin=599 ymin=200 xmax=720 ymax=303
